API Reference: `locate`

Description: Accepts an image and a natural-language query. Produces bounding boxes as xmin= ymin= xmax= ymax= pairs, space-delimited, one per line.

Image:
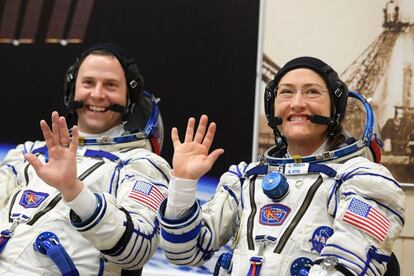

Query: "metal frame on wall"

xmin=253 ymin=0 xmax=414 ymax=185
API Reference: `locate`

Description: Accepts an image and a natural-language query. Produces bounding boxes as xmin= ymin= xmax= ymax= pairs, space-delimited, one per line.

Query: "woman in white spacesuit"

xmin=0 ymin=43 xmax=170 ymax=275
xmin=158 ymin=56 xmax=405 ymax=276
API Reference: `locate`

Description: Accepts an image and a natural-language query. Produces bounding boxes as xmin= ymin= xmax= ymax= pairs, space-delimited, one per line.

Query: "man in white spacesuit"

xmin=0 ymin=43 xmax=170 ymax=275
xmin=157 ymin=56 xmax=405 ymax=275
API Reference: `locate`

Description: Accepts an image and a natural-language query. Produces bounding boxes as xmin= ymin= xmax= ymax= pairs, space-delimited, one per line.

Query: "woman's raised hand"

xmin=171 ymin=115 xmax=224 ymax=180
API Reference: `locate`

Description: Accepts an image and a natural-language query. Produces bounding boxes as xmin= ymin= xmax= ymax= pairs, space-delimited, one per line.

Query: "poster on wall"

xmin=257 ymin=0 xmax=414 ymax=184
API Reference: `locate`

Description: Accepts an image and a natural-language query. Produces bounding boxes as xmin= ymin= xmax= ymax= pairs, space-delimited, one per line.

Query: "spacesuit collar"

xmin=286 ymin=138 xmax=330 ymax=158
xmin=74 ymin=123 xmax=153 ymax=152
xmin=78 ymin=124 xmax=125 ymax=138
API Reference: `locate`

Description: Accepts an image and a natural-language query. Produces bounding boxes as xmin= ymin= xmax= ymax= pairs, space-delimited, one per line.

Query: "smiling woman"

xmin=274 ymin=68 xmax=332 ymax=156
xmin=264 ymin=56 xmax=350 ymax=159
xmin=156 ymin=56 xmax=405 ymax=276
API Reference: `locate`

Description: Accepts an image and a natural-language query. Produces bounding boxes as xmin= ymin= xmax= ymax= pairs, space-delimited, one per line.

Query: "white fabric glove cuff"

xmin=165 ymin=174 xmax=198 ymax=219
xmin=64 ymin=185 xmax=98 ymax=221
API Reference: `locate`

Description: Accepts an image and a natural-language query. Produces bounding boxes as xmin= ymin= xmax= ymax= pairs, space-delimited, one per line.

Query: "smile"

xmin=87 ymin=105 xmax=109 ymax=112
xmin=288 ymin=115 xmax=309 ymax=122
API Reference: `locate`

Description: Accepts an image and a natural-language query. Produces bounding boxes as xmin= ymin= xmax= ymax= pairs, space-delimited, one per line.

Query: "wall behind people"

xmin=0 ymin=0 xmax=260 ymax=178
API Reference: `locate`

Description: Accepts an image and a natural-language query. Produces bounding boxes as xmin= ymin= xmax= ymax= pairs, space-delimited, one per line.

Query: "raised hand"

xmin=171 ymin=114 xmax=224 ymax=179
xmin=24 ymin=111 xmax=83 ymax=201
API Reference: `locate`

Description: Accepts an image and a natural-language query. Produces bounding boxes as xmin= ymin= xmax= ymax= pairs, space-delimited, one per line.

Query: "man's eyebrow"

xmin=79 ymin=75 xmax=121 ymax=83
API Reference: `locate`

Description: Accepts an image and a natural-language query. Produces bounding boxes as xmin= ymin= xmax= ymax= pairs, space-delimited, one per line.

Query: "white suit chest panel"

xmin=75 ymin=154 xmax=115 ymax=193
xmin=238 ymin=174 xmax=320 ymax=244
xmin=232 ymin=173 xmax=335 ymax=275
xmin=7 ymin=171 xmax=61 ymax=221
xmin=7 ymin=152 xmax=117 ymax=220
xmin=0 ymin=150 xmax=122 ymax=275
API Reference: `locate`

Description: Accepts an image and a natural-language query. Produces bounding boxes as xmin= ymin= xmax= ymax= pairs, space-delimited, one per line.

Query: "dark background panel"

xmin=0 ymin=0 xmax=260 ymax=177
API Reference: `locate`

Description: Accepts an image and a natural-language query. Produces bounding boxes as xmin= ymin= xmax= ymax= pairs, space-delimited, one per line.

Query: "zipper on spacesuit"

xmin=273 ymin=176 xmax=323 ymax=253
xmin=78 ymin=161 xmax=106 ymax=179
xmin=247 ymin=175 xmax=258 ymax=250
xmin=24 ymin=162 xmax=31 ymax=186
xmin=7 ymin=189 xmax=21 ymax=223
xmin=27 ymin=194 xmax=62 ymax=225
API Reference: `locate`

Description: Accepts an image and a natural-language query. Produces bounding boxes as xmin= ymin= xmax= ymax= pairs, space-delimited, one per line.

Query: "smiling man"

xmin=0 ymin=43 xmax=170 ymax=275
xmin=74 ymin=52 xmax=128 ymax=134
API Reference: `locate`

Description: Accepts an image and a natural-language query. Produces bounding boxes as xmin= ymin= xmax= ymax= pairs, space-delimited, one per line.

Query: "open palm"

xmin=25 ymin=111 xmax=82 ymax=201
xmin=171 ymin=115 xmax=224 ymax=180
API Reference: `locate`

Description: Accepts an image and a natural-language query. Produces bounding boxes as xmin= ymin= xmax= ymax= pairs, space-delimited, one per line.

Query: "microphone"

xmin=109 ymin=104 xmax=127 ymax=114
xmin=268 ymin=116 xmax=283 ymax=128
xmin=309 ymin=115 xmax=336 ymax=126
xmin=68 ymin=101 xmax=83 ymax=109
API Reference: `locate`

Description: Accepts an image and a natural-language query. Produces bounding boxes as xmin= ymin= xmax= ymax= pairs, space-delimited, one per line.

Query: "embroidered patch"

xmin=128 ymin=180 xmax=165 ymax=212
xmin=19 ymin=190 xmax=49 ymax=208
xmin=342 ymin=198 xmax=390 ymax=243
xmin=309 ymin=226 xmax=334 ymax=253
xmin=259 ymin=204 xmax=291 ymax=225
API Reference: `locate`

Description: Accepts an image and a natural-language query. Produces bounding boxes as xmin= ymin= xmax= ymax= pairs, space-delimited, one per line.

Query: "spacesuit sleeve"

xmin=310 ymin=156 xmax=405 ymax=275
xmin=68 ymin=149 xmax=171 ymax=270
xmin=157 ymin=162 xmax=249 ymax=266
xmin=0 ymin=141 xmax=38 ymax=209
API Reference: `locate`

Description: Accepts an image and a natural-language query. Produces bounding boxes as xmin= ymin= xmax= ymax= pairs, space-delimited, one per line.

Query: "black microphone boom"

xmin=68 ymin=101 xmax=126 ymax=114
xmin=268 ymin=116 xmax=283 ymax=128
xmin=109 ymin=104 xmax=126 ymax=114
xmin=309 ymin=115 xmax=336 ymax=126
xmin=68 ymin=101 xmax=83 ymax=109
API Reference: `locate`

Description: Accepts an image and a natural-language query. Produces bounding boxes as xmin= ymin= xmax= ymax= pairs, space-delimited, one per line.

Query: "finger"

xmin=202 ymin=121 xmax=217 ymax=149
xmin=59 ymin=116 xmax=70 ymax=146
xmin=184 ymin=117 xmax=195 ymax=143
xmin=24 ymin=153 xmax=44 ymax=175
xmin=40 ymin=120 xmax=55 ymax=149
xmin=206 ymin=148 xmax=224 ymax=166
xmin=171 ymin=127 xmax=182 ymax=148
xmin=51 ymin=111 xmax=61 ymax=146
xmin=69 ymin=125 xmax=79 ymax=153
xmin=194 ymin=115 xmax=208 ymax=143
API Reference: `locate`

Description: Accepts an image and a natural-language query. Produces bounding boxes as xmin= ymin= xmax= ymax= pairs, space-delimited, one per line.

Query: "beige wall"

xmin=393 ymin=185 xmax=414 ymax=276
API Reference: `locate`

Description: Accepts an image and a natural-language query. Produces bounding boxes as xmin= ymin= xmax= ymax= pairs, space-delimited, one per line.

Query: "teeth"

xmin=289 ymin=116 xmax=307 ymax=122
xmin=88 ymin=106 xmax=106 ymax=112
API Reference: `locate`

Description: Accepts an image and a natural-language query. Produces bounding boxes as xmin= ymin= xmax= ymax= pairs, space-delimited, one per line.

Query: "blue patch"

xmin=309 ymin=226 xmax=334 ymax=253
xmin=259 ymin=204 xmax=290 ymax=225
xmin=290 ymin=257 xmax=313 ymax=276
xmin=19 ymin=190 xmax=49 ymax=208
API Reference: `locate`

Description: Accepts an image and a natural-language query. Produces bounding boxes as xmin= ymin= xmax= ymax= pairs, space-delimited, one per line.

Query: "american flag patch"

xmin=128 ymin=180 xmax=165 ymax=212
xmin=343 ymin=198 xmax=390 ymax=243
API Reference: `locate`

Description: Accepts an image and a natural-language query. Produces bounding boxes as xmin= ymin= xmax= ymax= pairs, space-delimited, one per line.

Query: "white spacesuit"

xmin=0 ymin=121 xmax=170 ymax=275
xmin=158 ymin=104 xmax=404 ymax=276
xmin=157 ymin=59 xmax=405 ymax=276
xmin=0 ymin=43 xmax=171 ymax=275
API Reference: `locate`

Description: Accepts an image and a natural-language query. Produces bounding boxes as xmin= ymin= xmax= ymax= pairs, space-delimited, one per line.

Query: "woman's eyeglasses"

xmin=276 ymin=85 xmax=328 ymax=100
